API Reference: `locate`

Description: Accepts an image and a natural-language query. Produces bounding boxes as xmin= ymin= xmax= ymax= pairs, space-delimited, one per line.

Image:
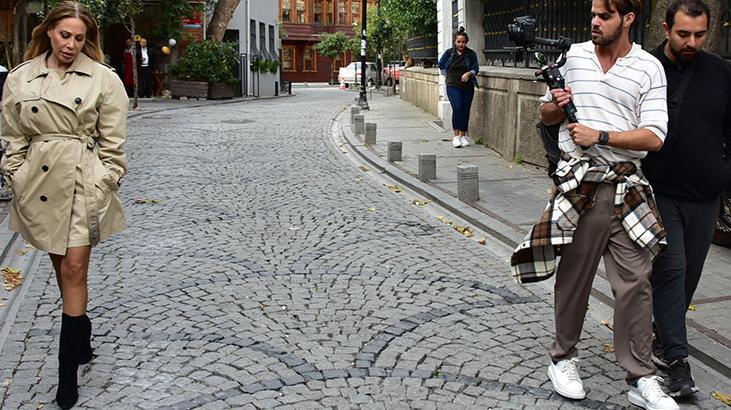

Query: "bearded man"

xmin=511 ymin=0 xmax=679 ymax=408
xmin=641 ymin=0 xmax=731 ymax=398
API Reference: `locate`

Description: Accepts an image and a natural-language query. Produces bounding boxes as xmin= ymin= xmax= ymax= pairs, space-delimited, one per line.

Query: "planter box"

xmin=208 ymin=82 xmax=235 ymax=99
xmin=171 ymin=80 xmax=208 ymax=99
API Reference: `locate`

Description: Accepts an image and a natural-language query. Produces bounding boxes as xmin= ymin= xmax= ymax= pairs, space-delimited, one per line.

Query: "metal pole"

xmin=357 ymin=0 xmax=369 ymax=109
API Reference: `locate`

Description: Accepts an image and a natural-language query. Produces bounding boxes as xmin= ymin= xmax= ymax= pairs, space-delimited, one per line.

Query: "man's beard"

xmin=591 ymin=24 xmax=622 ymax=46
xmin=668 ymin=42 xmax=698 ymax=63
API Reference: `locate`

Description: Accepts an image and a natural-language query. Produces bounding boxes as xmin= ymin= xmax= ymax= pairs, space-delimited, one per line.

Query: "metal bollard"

xmin=350 ymin=106 xmax=360 ymax=125
xmin=364 ymin=123 xmax=377 ymax=145
xmin=387 ymin=141 xmax=402 ymax=162
xmin=354 ymin=114 xmax=365 ymax=135
xmin=418 ymin=154 xmax=437 ymax=181
xmin=457 ymin=165 xmax=479 ymax=202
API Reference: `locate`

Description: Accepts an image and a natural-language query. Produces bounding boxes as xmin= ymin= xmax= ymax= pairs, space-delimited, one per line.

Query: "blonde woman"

xmin=1 ymin=1 xmax=128 ymax=408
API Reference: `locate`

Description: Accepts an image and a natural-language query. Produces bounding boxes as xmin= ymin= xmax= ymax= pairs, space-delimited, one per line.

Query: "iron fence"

xmin=483 ymin=0 xmax=649 ymax=68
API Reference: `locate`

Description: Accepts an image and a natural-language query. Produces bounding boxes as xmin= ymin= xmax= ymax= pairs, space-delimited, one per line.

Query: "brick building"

xmin=279 ymin=0 xmax=376 ymax=83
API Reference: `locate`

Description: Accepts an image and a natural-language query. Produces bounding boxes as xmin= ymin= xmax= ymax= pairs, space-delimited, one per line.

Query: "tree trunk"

xmin=128 ymin=19 xmax=139 ymax=109
xmin=207 ymin=0 xmax=241 ymax=42
xmin=12 ymin=0 xmax=27 ymax=66
xmin=645 ymin=0 xmax=726 ymax=54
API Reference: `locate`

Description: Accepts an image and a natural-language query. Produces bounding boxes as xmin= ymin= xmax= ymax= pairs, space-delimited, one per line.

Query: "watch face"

xmin=599 ymin=131 xmax=609 ymax=145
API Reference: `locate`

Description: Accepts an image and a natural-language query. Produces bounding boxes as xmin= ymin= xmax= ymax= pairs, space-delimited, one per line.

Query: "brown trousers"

xmin=550 ymin=184 xmax=656 ymax=384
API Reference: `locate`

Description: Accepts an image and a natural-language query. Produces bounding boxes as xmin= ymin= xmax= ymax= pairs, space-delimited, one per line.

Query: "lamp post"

xmin=357 ymin=0 xmax=369 ymax=110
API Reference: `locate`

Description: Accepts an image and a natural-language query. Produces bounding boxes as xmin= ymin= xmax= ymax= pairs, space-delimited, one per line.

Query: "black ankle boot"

xmin=78 ymin=315 xmax=93 ymax=365
xmin=56 ymin=313 xmax=81 ymax=409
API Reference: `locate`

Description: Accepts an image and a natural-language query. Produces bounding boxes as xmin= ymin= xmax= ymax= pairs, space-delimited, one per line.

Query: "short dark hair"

xmin=454 ymin=26 xmax=468 ymax=42
xmin=665 ymin=0 xmax=710 ymax=29
xmin=602 ymin=0 xmax=643 ymax=26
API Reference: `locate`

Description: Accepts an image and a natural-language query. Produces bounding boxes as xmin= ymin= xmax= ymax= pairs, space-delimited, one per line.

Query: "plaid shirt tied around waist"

xmin=510 ymin=155 xmax=666 ymax=284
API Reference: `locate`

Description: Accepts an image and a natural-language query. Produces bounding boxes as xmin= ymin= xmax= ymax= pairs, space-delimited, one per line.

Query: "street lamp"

xmin=357 ymin=0 xmax=369 ymax=110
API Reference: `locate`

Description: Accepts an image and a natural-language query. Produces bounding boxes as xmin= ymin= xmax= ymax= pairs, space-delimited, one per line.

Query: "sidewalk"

xmin=340 ymin=90 xmax=731 ymax=403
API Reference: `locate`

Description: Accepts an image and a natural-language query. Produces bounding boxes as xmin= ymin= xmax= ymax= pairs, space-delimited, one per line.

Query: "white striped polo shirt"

xmin=541 ymin=41 xmax=668 ymax=164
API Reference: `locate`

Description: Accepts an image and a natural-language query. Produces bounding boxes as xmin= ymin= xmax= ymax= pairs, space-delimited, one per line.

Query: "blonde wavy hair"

xmin=24 ymin=1 xmax=104 ymax=62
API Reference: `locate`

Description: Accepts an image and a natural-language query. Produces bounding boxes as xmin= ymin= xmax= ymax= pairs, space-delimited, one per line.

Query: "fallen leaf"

xmin=384 ymin=184 xmax=402 ymax=193
xmin=478 ymin=238 xmax=487 ymax=245
xmin=688 ymin=304 xmax=697 ymax=311
xmin=17 ymin=249 xmax=28 ymax=256
xmin=436 ymin=216 xmax=446 ymax=222
xmin=412 ymin=199 xmax=431 ymax=206
xmin=602 ymin=343 xmax=615 ymax=353
xmin=2 ymin=267 xmax=23 ymax=291
xmin=367 ymin=207 xmax=378 ymax=212
xmin=359 ymin=165 xmax=370 ymax=172
xmin=711 ymin=391 xmax=731 ymax=405
xmin=134 ymin=198 xmax=159 ymax=204
xmin=600 ymin=320 xmax=615 ymax=331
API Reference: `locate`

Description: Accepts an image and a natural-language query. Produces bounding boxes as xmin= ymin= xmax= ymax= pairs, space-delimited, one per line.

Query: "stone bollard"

xmin=387 ymin=141 xmax=402 ymax=162
xmin=354 ymin=114 xmax=365 ymax=135
xmin=418 ymin=154 xmax=437 ymax=181
xmin=364 ymin=123 xmax=377 ymax=145
xmin=350 ymin=106 xmax=360 ymax=125
xmin=457 ymin=165 xmax=479 ymax=202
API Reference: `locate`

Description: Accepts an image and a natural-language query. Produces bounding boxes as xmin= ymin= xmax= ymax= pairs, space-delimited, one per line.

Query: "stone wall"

xmin=400 ymin=66 xmax=548 ymax=167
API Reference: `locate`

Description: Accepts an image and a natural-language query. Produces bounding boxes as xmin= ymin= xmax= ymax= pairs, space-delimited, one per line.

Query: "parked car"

xmin=382 ymin=61 xmax=404 ymax=86
xmin=338 ymin=62 xmax=377 ymax=88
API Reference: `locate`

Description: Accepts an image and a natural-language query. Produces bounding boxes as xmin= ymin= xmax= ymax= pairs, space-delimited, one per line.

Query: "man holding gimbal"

xmin=642 ymin=0 xmax=731 ymax=398
xmin=511 ymin=0 xmax=678 ymax=408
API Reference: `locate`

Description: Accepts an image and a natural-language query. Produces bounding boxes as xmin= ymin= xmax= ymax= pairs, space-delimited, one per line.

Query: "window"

xmin=326 ymin=0 xmax=333 ymax=24
xmin=313 ymin=0 xmax=323 ymax=23
xmin=303 ymin=46 xmax=317 ymax=72
xmin=250 ymin=19 xmax=258 ymax=55
xmin=296 ymin=0 xmax=306 ymax=23
xmin=269 ymin=25 xmax=276 ymax=58
xmin=332 ymin=53 xmax=344 ymax=73
xmin=351 ymin=1 xmax=360 ymax=24
xmin=282 ymin=46 xmax=295 ymax=71
xmin=338 ymin=0 xmax=347 ymax=24
xmin=259 ymin=22 xmax=267 ymax=55
xmin=281 ymin=0 xmax=292 ymax=22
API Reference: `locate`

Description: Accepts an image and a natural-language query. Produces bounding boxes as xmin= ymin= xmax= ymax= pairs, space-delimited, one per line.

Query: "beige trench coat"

xmin=1 ymin=51 xmax=128 ymax=255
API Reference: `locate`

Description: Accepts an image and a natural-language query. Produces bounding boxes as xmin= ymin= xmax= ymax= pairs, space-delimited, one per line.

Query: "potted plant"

xmin=171 ymin=40 xmax=240 ymax=99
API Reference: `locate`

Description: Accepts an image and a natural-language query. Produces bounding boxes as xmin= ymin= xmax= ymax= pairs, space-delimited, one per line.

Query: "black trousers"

xmin=139 ymin=66 xmax=152 ymax=98
xmin=651 ymin=194 xmax=719 ymax=361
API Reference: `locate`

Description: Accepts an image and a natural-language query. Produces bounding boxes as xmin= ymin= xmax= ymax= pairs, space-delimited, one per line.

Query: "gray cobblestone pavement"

xmin=0 ymin=89 xmax=726 ymax=409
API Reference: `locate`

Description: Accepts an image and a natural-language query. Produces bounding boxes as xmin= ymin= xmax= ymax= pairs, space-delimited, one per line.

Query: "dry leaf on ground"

xmin=711 ymin=391 xmax=731 ymax=405
xmin=134 ymin=199 xmax=159 ymax=204
xmin=384 ymin=184 xmax=402 ymax=193
xmin=600 ymin=320 xmax=615 ymax=331
xmin=367 ymin=207 xmax=378 ymax=212
xmin=688 ymin=304 xmax=697 ymax=311
xmin=2 ymin=267 xmax=23 ymax=291
xmin=478 ymin=238 xmax=487 ymax=245
xmin=602 ymin=343 xmax=615 ymax=353
xmin=359 ymin=165 xmax=370 ymax=172
xmin=412 ymin=199 xmax=431 ymax=206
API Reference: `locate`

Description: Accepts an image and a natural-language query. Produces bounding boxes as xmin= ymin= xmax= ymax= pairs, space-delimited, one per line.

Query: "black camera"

xmin=507 ymin=16 xmax=536 ymax=48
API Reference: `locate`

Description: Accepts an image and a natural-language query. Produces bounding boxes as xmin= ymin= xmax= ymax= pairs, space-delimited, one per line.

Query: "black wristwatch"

xmin=598 ymin=130 xmax=610 ymax=145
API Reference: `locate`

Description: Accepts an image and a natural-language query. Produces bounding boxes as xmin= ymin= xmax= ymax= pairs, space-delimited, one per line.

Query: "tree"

xmin=314 ymin=31 xmax=356 ymax=84
xmin=380 ymin=0 xmax=437 ymax=37
xmin=207 ymin=0 xmax=241 ymax=42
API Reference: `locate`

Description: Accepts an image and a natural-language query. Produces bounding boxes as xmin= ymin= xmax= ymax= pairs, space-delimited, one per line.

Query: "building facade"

xmin=227 ymin=0 xmax=281 ymax=97
xmin=279 ymin=0 xmax=376 ymax=83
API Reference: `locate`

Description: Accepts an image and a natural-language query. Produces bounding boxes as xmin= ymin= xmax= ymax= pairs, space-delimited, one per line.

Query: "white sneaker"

xmin=459 ymin=136 xmax=470 ymax=147
xmin=452 ymin=136 xmax=462 ymax=148
xmin=628 ymin=375 xmax=679 ymax=410
xmin=548 ymin=358 xmax=586 ymax=399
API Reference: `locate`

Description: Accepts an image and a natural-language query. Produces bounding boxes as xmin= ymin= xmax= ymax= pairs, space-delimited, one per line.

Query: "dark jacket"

xmin=438 ymin=47 xmax=479 ymax=88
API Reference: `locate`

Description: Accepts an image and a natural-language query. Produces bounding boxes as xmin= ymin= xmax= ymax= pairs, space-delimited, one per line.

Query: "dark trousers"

xmin=651 ymin=194 xmax=719 ymax=361
xmin=140 ymin=66 xmax=152 ymax=98
xmin=446 ymin=86 xmax=474 ymax=132
xmin=125 ymin=85 xmax=133 ymax=97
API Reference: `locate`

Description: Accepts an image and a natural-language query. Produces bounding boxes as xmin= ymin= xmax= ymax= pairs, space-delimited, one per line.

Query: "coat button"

xmin=31 ymin=106 xmax=38 ymax=113
xmin=40 ymin=195 xmax=48 ymax=202
xmin=75 ymin=97 xmax=82 ymax=104
xmin=42 ymin=165 xmax=49 ymax=172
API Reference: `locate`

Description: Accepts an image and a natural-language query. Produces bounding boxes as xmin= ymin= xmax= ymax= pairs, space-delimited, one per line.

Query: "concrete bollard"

xmin=354 ymin=114 xmax=365 ymax=135
xmin=364 ymin=123 xmax=377 ymax=145
xmin=387 ymin=141 xmax=402 ymax=162
xmin=350 ymin=106 xmax=360 ymax=125
xmin=418 ymin=154 xmax=437 ymax=181
xmin=457 ymin=165 xmax=479 ymax=202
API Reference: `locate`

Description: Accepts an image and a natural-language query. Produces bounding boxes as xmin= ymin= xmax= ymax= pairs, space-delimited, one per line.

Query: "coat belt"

xmin=29 ymin=133 xmax=101 ymax=247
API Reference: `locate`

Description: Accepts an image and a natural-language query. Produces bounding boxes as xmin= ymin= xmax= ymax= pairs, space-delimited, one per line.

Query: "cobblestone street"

xmin=0 ymin=89 xmax=726 ymax=409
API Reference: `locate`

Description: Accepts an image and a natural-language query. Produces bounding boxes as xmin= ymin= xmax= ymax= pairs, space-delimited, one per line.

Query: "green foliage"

xmin=152 ymin=0 xmax=200 ymax=41
xmin=380 ymin=0 xmax=437 ymax=37
xmin=172 ymin=40 xmax=239 ymax=83
xmin=314 ymin=31 xmax=356 ymax=60
xmin=351 ymin=7 xmax=409 ymax=61
xmin=514 ymin=154 xmax=525 ymax=165
xmin=267 ymin=60 xmax=280 ymax=74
